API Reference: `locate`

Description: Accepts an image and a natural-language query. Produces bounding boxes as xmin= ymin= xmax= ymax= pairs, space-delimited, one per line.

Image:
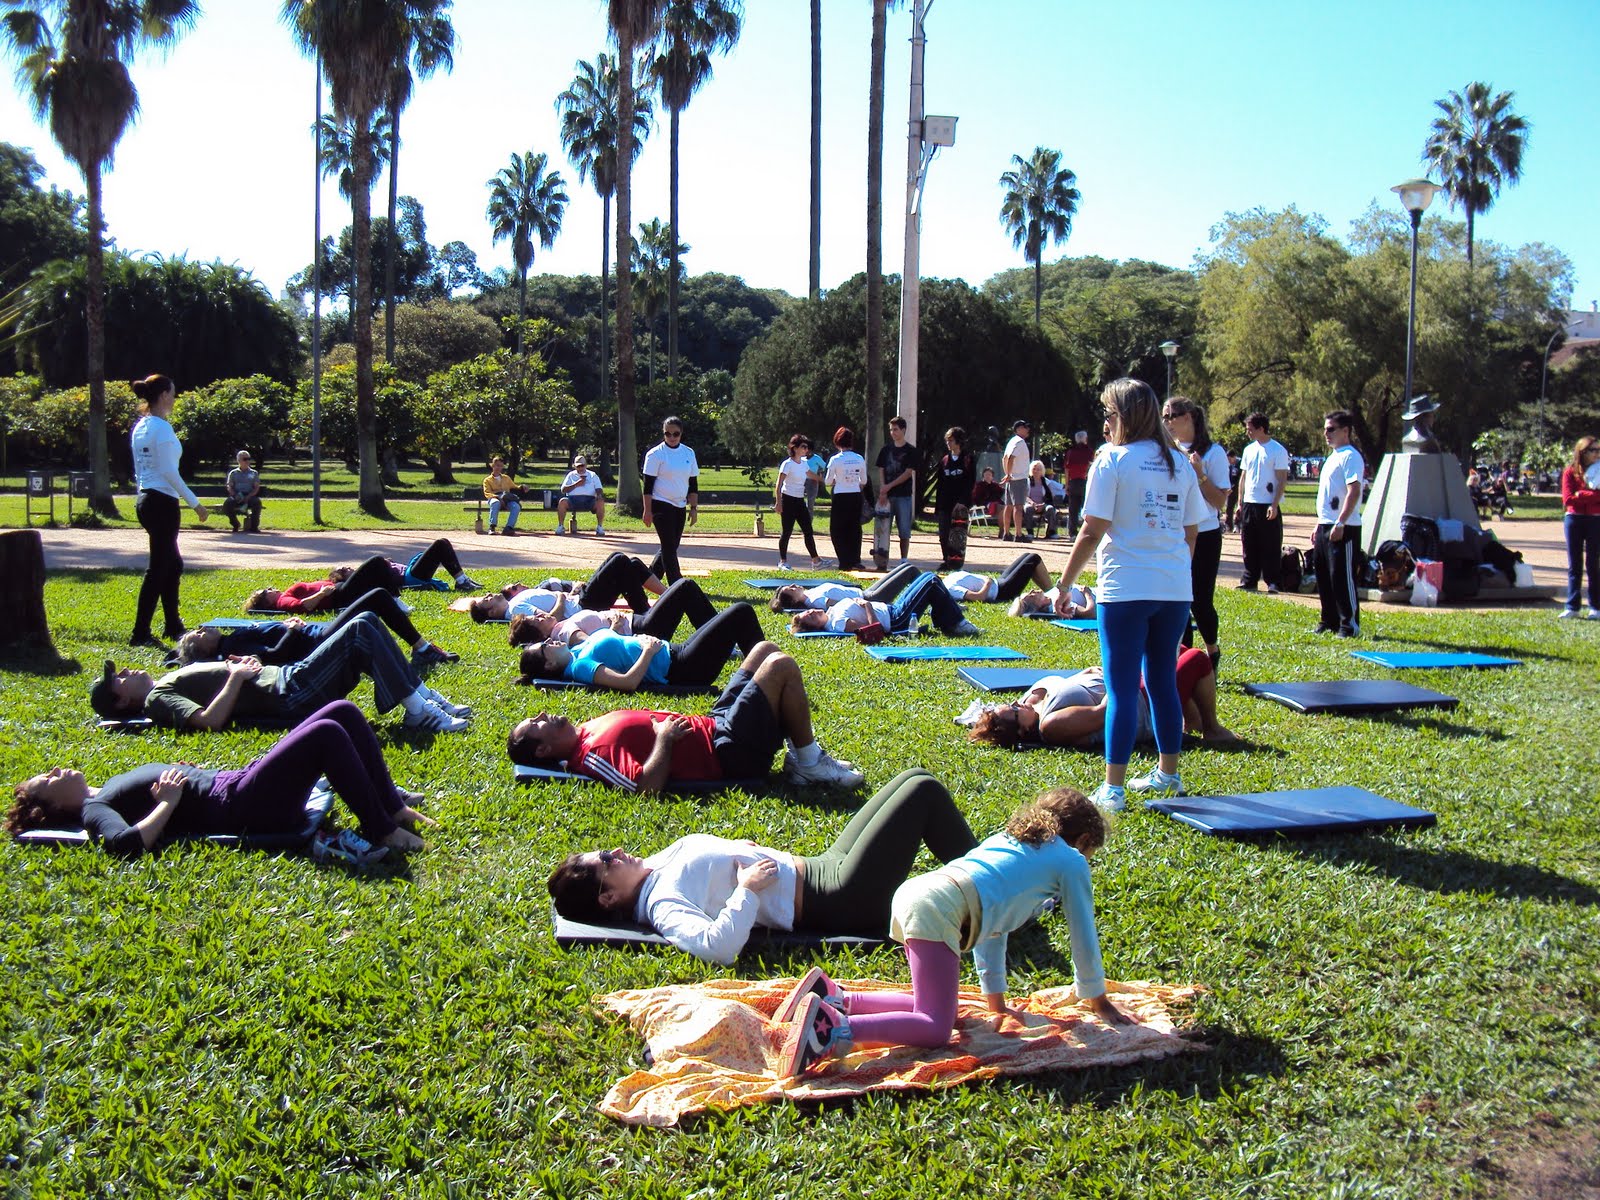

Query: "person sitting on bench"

xmin=1007 ymin=583 xmax=1096 ymax=619
xmin=545 ymin=767 xmax=975 ymax=964
xmin=246 ymin=540 xmax=480 ymax=612
xmin=221 ymin=449 xmax=262 ymax=533
xmin=787 ymin=570 xmax=979 ymax=636
xmin=9 ymin=701 xmax=429 ymax=861
xmin=507 ymin=578 xmax=718 ymax=647
xmin=556 ymin=454 xmax=607 ymax=536
xmin=516 ymin=602 xmax=765 ymax=692
xmin=507 ymin=641 xmax=864 ymax=791
xmin=967 ymin=647 xmax=1236 ymax=749
xmin=469 ymin=552 xmax=666 ymax=622
xmin=483 ymin=455 xmax=523 ymax=536
xmin=89 ymin=613 xmax=473 ymax=734
xmin=176 ymin=588 xmax=457 ymax=669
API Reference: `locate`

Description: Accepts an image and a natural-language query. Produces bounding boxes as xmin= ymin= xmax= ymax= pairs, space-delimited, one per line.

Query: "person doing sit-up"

xmin=507 ymin=642 xmax=864 ymax=791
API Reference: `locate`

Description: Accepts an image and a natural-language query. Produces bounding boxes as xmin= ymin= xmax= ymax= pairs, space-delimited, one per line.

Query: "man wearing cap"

xmin=89 ymin=612 xmax=472 ymax=733
xmin=221 ymin=450 xmax=262 ymax=533
xmin=1000 ymin=418 xmax=1032 ymax=543
xmin=557 ymin=455 xmax=607 ymax=536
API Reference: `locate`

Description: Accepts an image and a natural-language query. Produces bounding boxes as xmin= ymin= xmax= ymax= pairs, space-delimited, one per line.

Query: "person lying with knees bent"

xmin=515 ymin=602 xmax=765 ymax=692
xmin=1007 ymin=583 xmax=1096 ymax=619
xmin=507 ymin=642 xmax=864 ymax=792
xmin=787 ymin=571 xmax=979 ymax=637
xmin=469 ymin=553 xmax=668 ymax=622
xmin=546 ymin=767 xmax=977 ymax=964
xmin=177 ymin=587 xmax=457 ymax=669
xmin=507 ymin=578 xmax=718 ymax=647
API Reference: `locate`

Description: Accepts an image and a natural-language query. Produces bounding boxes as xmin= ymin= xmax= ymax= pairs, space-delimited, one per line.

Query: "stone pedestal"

xmin=1360 ymin=452 xmax=1480 ymax=557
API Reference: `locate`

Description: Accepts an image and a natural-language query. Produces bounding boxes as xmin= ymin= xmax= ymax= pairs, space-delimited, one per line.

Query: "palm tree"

xmin=998 ymin=146 xmax=1080 ymax=328
xmin=486 ymin=151 xmax=568 ymax=355
xmin=281 ymin=0 xmax=450 ymax=516
xmin=650 ymin=0 xmax=740 ymax=380
xmin=607 ymin=0 xmax=668 ymax=512
xmin=555 ymin=53 xmax=651 ymax=461
xmin=809 ymin=0 xmax=821 ymax=301
xmin=1423 ymin=82 xmax=1530 ymax=271
xmin=381 ymin=7 xmax=454 ymax=362
xmin=2 ymin=0 xmax=199 ymax=513
xmin=630 ymin=217 xmax=688 ymax=385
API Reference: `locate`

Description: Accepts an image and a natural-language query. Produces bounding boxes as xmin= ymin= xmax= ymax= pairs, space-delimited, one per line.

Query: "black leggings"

xmin=651 ymin=502 xmax=689 ymax=583
xmin=327 ymin=556 xmax=403 ymax=608
xmin=631 ymin=578 xmax=716 ymax=640
xmin=778 ymin=493 xmax=819 ymax=561
xmin=829 ymin=493 xmax=864 ymax=570
xmin=405 ymin=538 xmax=463 ymax=583
xmin=798 ymin=768 xmax=977 ymax=935
xmin=134 ymin=491 xmax=184 ymax=637
xmin=320 ymin=588 xmax=424 ymax=647
xmin=583 ymin=553 xmax=656 ymax=612
xmin=994 ymin=552 xmax=1045 ymax=603
xmin=1185 ymin=528 xmax=1223 ymax=647
xmin=665 ymin=602 xmax=764 ymax=685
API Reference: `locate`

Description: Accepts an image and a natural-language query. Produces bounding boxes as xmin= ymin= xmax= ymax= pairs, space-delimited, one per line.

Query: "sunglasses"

xmin=663 ymin=430 xmax=682 ymax=439
xmin=598 ymin=849 xmax=616 ymax=866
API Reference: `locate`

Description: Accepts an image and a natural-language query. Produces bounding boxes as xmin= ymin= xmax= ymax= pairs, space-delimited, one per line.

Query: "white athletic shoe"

xmin=783 ymin=750 xmax=865 ymax=789
xmin=949 ymin=618 xmax=981 ymax=637
xmin=424 ymin=688 xmax=473 ymax=718
xmin=403 ymin=701 xmax=468 ymax=733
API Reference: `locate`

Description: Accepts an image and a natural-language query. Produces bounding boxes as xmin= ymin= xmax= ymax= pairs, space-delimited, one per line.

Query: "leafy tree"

xmin=1423 ymin=82 xmax=1530 ymax=271
xmin=389 ymin=298 xmax=499 ymax=384
xmin=2 ymin=0 xmax=200 ymax=512
xmin=13 ymin=378 xmax=139 ymax=479
xmin=288 ymin=360 xmax=423 ymax=470
xmin=436 ymin=239 xmax=483 ymax=294
xmin=0 ymin=142 xmax=83 ymax=277
xmin=286 ymin=195 xmax=441 ymax=312
xmin=171 ymin=375 xmax=292 ymax=468
xmin=555 ymin=52 xmax=652 ymax=446
xmin=427 ymin=325 xmax=579 ymax=466
xmin=650 ymin=0 xmax=741 ymax=379
xmin=630 ymin=217 xmax=687 ymax=384
xmin=486 ymin=150 xmax=568 ymax=354
xmin=998 ymin=146 xmax=1081 ymax=328
xmin=604 ymin=0 xmax=668 ymax=512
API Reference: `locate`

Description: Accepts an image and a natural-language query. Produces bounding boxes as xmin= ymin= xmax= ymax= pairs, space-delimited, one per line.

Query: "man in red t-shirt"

xmin=1063 ymin=430 xmax=1095 ymax=540
xmin=507 ymin=643 xmax=864 ymax=792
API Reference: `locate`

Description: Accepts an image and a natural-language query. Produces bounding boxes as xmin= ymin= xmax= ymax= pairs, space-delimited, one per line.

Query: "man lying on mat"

xmin=507 ymin=642 xmax=863 ymax=792
xmin=546 ymin=768 xmax=974 ymax=964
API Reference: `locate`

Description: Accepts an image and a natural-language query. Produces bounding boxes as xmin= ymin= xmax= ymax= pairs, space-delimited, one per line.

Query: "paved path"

xmin=29 ymin=513 xmax=1571 ymax=610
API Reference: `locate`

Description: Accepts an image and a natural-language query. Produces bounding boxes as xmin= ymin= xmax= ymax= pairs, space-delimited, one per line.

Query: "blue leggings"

xmin=1098 ymin=599 xmax=1190 ymax=767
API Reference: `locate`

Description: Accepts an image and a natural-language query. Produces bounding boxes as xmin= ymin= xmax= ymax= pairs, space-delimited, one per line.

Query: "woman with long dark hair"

xmin=823 ymin=426 xmax=868 ymax=569
xmin=1161 ymin=396 xmax=1230 ymax=673
xmin=129 ymin=374 xmax=208 ymax=645
xmin=774 ymin=433 xmax=825 ymax=570
xmin=933 ymin=426 xmax=975 ymax=569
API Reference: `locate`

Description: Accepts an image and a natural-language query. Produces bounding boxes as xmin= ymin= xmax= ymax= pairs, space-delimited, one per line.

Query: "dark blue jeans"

xmin=1564 ymin=513 xmax=1600 ymax=611
xmin=885 ymin=571 xmax=965 ymax=634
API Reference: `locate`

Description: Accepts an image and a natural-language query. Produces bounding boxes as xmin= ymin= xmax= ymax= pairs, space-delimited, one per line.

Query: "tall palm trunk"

xmin=384 ymin=100 xmax=401 ymax=363
xmin=667 ymin=107 xmax=680 ymax=379
xmin=864 ymin=0 xmax=887 ymax=473
xmin=1465 ymin=205 xmax=1476 ymax=271
xmin=615 ymin=31 xmax=641 ymax=510
xmin=600 ymin=194 xmax=611 ymax=431
xmin=516 ymin=266 xmax=527 ymax=355
xmin=350 ymin=117 xmax=384 ymax=514
xmin=85 ymin=164 xmax=112 ymax=513
xmin=809 ymin=0 xmax=822 ymax=300
xmin=1033 ymin=246 xmax=1042 ymax=329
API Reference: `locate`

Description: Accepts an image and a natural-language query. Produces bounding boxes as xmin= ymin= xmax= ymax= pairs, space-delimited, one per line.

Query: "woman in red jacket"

xmin=1560 ymin=436 xmax=1600 ymax=619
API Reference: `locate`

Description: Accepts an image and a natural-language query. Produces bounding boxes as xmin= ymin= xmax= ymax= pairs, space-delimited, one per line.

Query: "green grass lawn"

xmin=2 ymin=568 xmax=1597 ymax=1196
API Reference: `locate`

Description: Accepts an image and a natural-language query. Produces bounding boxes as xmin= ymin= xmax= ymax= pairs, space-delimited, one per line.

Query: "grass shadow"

xmin=1288 ymin=840 xmax=1600 ymax=907
xmin=1369 ymin=711 xmax=1510 ymax=741
xmin=0 ymin=643 xmax=81 ymax=677
xmin=1370 ymin=631 xmax=1568 ymax=664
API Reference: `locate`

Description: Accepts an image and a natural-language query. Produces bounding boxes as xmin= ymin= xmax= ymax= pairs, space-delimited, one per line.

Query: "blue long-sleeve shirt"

xmin=955 ymin=833 xmax=1107 ymax=999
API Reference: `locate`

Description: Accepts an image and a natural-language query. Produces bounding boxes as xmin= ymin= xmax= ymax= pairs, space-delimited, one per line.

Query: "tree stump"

xmin=0 ymin=529 xmax=57 ymax=653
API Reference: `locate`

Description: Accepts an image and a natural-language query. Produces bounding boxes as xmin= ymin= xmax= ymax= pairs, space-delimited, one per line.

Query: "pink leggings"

xmin=843 ymin=939 xmax=961 ymax=1048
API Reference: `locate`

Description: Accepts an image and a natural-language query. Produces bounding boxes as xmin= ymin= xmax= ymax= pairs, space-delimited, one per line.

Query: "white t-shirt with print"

xmin=1182 ymin=441 xmax=1232 ymax=533
xmin=1316 ymin=443 xmax=1365 ymax=526
xmin=776 ymin=458 xmax=810 ymax=498
xmin=825 ymin=450 xmax=868 ymax=494
xmin=823 ymin=598 xmax=888 ymax=632
xmin=642 ymin=441 xmax=699 ymax=508
xmin=1240 ymin=437 xmax=1290 ymax=504
xmin=1081 ymin=441 xmax=1204 ymax=603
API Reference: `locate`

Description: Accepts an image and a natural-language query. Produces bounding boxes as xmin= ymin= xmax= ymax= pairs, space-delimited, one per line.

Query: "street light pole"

xmin=1159 ymin=340 xmax=1178 ymax=400
xmin=1392 ymin=178 xmax=1439 ymax=409
xmin=311 ymin=38 xmax=324 ymax=525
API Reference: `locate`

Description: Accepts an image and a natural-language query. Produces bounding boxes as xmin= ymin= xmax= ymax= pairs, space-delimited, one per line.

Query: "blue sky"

xmin=3 ymin=0 xmax=1595 ymax=309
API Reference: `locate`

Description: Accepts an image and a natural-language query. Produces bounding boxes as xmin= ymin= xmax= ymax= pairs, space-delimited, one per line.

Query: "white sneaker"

xmin=777 ymin=560 xmax=793 ymax=571
xmin=1088 ymin=782 xmax=1127 ymax=812
xmin=595 ymin=526 xmax=606 ymax=537
xmin=555 ymin=525 xmax=567 ymax=535
xmin=402 ymin=701 xmax=468 ymax=733
xmin=1587 ymin=609 xmax=1600 ymax=621
xmin=783 ymin=750 xmax=865 ymax=789
xmin=949 ymin=618 xmax=980 ymax=637
xmin=424 ymin=688 xmax=472 ymax=718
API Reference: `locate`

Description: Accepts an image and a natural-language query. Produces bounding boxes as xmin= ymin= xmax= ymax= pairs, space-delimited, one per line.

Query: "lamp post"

xmin=1391 ymin=178 xmax=1440 ymax=409
xmin=1159 ymin=340 xmax=1179 ymax=399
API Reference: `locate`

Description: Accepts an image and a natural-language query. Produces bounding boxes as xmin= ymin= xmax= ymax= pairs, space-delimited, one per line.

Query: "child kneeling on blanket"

xmin=777 ymin=787 xmax=1138 ymax=1076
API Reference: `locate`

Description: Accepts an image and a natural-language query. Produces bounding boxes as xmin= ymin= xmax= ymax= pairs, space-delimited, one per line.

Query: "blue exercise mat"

xmin=514 ymin=763 xmax=762 ymax=793
xmin=1050 ymin=619 xmax=1099 ymax=633
xmin=1350 ymin=650 xmax=1521 ymax=670
xmin=1243 ymin=680 xmax=1458 ymax=714
xmin=203 ymin=616 xmax=332 ymax=629
xmin=958 ymin=666 xmax=1075 ymax=691
xmin=552 ymin=905 xmax=883 ymax=950
xmin=865 ymin=645 xmax=1026 ymax=663
xmin=795 ymin=624 xmax=922 ymax=639
xmin=528 ymin=678 xmax=714 ymax=695
xmin=744 ymin=578 xmax=848 ymax=590
xmin=1145 ymin=785 xmax=1436 ymax=837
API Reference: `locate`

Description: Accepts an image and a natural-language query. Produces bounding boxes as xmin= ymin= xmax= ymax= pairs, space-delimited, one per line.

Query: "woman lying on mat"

xmin=245 ymin=540 xmax=480 ymax=613
xmin=516 ymin=602 xmax=765 ymax=691
xmin=177 ymin=588 xmax=457 ymax=668
xmin=786 ymin=571 xmax=978 ymax=637
xmin=776 ymin=786 xmax=1136 ymax=1076
xmin=546 ymin=767 xmax=977 ymax=964
xmin=469 ymin=553 xmax=669 ymax=623
xmin=966 ymin=647 xmax=1235 ymax=750
xmin=1007 ymin=583 xmax=1097 ymax=619
xmin=7 ymin=701 xmax=429 ymax=862
xmin=507 ymin=578 xmax=719 ymax=647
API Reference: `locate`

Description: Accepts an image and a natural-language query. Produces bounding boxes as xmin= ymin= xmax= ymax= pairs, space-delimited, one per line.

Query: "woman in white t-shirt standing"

xmin=1161 ymin=396 xmax=1231 ymax=675
xmin=129 ymin=373 xmax=209 ymax=646
xmin=823 ymin=426 xmax=869 ymax=570
xmin=773 ymin=433 xmax=825 ymax=570
xmin=641 ymin=415 xmax=699 ymax=583
xmin=1054 ymin=378 xmax=1203 ymax=811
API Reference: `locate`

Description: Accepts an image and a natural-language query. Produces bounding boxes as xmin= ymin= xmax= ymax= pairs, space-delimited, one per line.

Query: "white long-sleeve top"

xmin=131 ymin=415 xmax=200 ymax=508
xmin=633 ymin=834 xmax=799 ymax=964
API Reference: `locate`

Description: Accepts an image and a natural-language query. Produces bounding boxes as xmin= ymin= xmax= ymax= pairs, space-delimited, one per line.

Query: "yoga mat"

xmin=16 ymin=784 xmax=335 ymax=848
xmin=527 ymin=678 xmax=715 ymax=695
xmin=957 ymin=666 xmax=1073 ymax=691
xmin=1349 ymin=650 xmax=1521 ymax=670
xmin=1050 ymin=619 xmax=1099 ymax=633
xmin=795 ymin=624 xmax=922 ymax=639
xmin=97 ymin=718 xmax=155 ymax=732
xmin=552 ymin=906 xmax=883 ymax=950
xmin=513 ymin=764 xmax=763 ymax=793
xmin=865 ymin=645 xmax=1027 ymax=663
xmin=1243 ymin=680 xmax=1458 ymax=714
xmin=1145 ymin=785 xmax=1436 ymax=837
xmin=744 ymin=578 xmax=847 ymax=590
